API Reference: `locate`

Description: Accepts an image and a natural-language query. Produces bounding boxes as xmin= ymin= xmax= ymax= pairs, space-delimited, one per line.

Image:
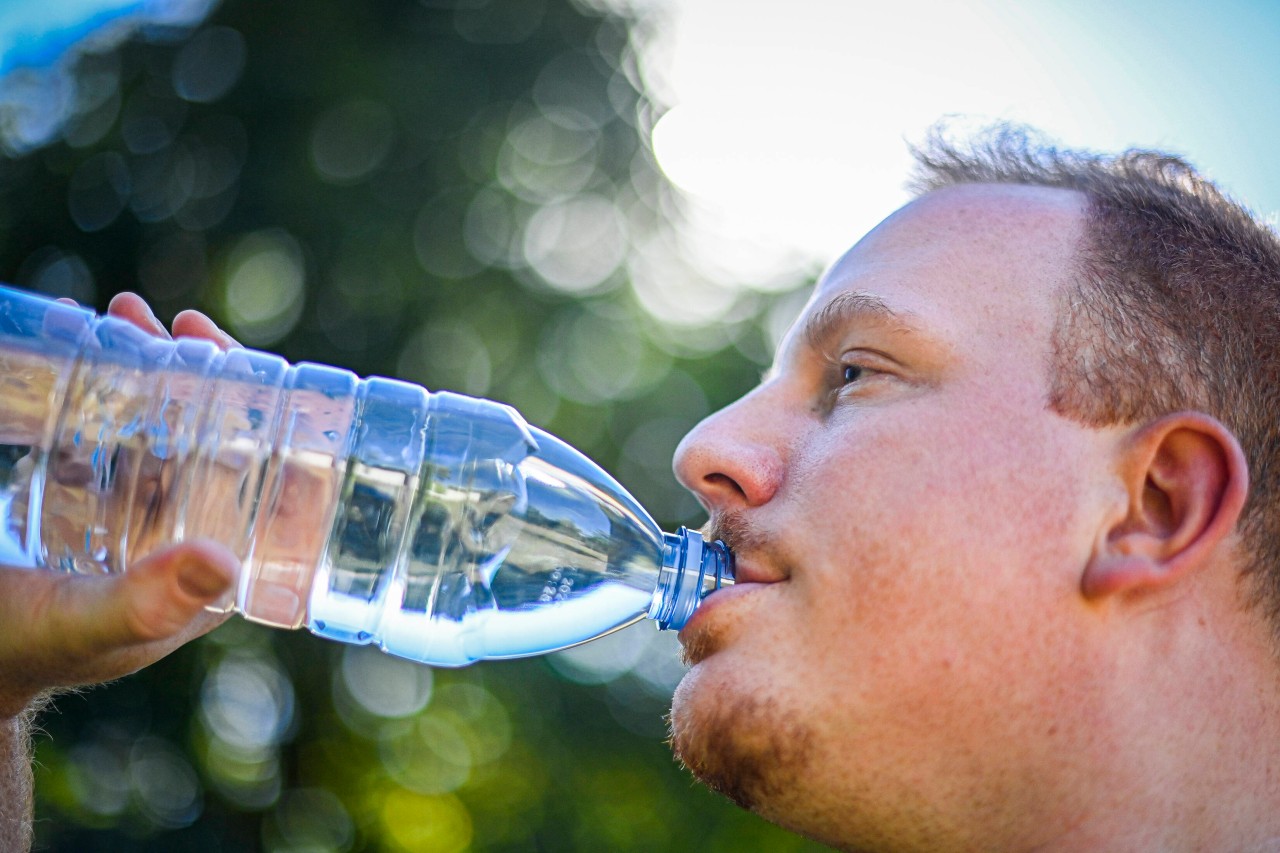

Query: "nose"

xmin=673 ymin=389 xmax=786 ymax=511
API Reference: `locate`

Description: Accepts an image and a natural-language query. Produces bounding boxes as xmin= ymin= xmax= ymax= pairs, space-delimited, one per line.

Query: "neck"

xmin=1040 ymin=580 xmax=1280 ymax=850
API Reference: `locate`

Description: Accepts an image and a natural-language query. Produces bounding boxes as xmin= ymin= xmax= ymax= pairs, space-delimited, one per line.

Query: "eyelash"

xmin=832 ymin=353 xmax=887 ymax=395
xmin=814 ymin=356 xmax=882 ymax=415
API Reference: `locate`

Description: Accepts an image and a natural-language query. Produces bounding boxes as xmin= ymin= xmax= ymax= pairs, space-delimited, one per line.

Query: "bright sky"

xmin=0 ymin=0 xmax=216 ymax=74
xmin=0 ymin=0 xmax=218 ymax=152
xmin=644 ymin=0 xmax=1280 ymax=280
xmin=5 ymin=0 xmax=1278 ymax=294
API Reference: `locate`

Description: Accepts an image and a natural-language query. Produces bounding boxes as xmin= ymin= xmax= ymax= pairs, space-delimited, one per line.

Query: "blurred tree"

xmin=0 ymin=0 xmax=823 ymax=849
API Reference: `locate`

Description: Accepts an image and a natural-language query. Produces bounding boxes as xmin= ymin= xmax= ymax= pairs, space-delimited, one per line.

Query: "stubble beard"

xmin=667 ymin=509 xmax=816 ymax=820
xmin=668 ymin=665 xmax=817 ymax=818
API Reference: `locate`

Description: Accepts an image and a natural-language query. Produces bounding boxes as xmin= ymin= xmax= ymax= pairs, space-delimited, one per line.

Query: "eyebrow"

xmin=802 ymin=290 xmax=925 ymax=354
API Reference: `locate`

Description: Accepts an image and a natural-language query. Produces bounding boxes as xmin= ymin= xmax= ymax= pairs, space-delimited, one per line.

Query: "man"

xmin=6 ymin=126 xmax=1280 ymax=850
xmin=667 ymin=128 xmax=1280 ymax=850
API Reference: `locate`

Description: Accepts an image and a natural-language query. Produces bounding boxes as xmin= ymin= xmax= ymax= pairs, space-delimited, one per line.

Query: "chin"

xmin=669 ymin=660 xmax=818 ymax=818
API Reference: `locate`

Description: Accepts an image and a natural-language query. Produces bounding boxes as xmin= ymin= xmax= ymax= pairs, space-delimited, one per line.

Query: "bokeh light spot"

xmin=62 ymin=55 xmax=121 ymax=149
xmin=266 ymin=787 xmax=355 ymax=852
xmin=433 ymin=683 xmax=512 ymax=765
xmin=626 ymin=230 xmax=743 ymax=328
xmin=533 ymin=50 xmax=619 ymax=127
xmin=339 ymin=644 xmax=434 ymax=719
xmin=310 ymin=99 xmax=396 ymax=185
xmin=378 ymin=715 xmax=472 ymax=795
xmin=220 ymin=229 xmax=306 ymax=345
xmin=199 ymin=654 xmax=296 ymax=754
xmin=65 ymin=741 xmax=130 ymax=818
xmin=121 ymin=89 xmax=187 ymax=155
xmin=498 ymin=108 xmax=601 ymax=203
xmin=536 ymin=310 xmax=670 ymax=403
xmin=522 ymin=194 xmax=627 ymax=292
xmin=453 ymin=0 xmax=545 ymax=45
xmin=17 ymin=246 xmax=96 ymax=305
xmin=396 ymin=319 xmax=493 ymax=396
xmin=128 ymin=737 xmax=204 ymax=829
xmin=463 ymin=185 xmax=522 ymax=269
xmin=200 ymin=736 xmax=283 ymax=812
xmin=548 ymin=619 xmax=650 ymax=684
xmin=380 ymin=790 xmax=472 ymax=853
xmin=172 ymin=26 xmax=247 ymax=103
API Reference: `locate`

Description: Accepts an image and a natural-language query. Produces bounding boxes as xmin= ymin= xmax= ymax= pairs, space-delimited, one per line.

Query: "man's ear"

xmin=1082 ymin=412 xmax=1249 ymax=601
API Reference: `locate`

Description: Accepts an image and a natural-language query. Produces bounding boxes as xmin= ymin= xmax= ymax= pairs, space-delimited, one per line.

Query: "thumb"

xmin=0 ymin=541 xmax=241 ymax=716
xmin=32 ymin=541 xmax=238 ymax=682
xmin=88 ymin=540 xmax=240 ymax=647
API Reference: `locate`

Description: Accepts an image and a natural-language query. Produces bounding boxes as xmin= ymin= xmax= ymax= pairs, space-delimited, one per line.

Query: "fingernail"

xmin=177 ymin=556 xmax=233 ymax=599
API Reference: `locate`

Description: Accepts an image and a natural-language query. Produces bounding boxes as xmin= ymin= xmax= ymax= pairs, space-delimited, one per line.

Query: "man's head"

xmin=911 ymin=127 xmax=1280 ymax=629
xmin=668 ymin=127 xmax=1280 ymax=850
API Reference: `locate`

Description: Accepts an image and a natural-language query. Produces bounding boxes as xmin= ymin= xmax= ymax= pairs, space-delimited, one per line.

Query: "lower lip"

xmin=680 ymin=582 xmax=771 ymax=633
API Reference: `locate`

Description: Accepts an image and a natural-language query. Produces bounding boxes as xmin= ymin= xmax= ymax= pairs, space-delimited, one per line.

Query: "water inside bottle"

xmin=0 ymin=346 xmax=59 ymax=567
xmin=0 ymin=329 xmax=670 ymax=666
xmin=0 ymin=340 xmax=301 ymax=573
xmin=309 ymin=391 xmax=666 ymax=666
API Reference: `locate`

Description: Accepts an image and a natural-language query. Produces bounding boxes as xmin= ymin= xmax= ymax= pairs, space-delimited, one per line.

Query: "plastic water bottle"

xmin=0 ymin=285 xmax=733 ymax=666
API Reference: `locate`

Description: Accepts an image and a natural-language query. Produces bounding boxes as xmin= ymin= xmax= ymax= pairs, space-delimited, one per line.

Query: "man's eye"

xmin=842 ymin=364 xmax=864 ymax=384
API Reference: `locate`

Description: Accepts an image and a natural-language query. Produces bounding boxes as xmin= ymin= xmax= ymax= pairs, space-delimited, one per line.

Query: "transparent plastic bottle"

xmin=0 ymin=285 xmax=732 ymax=666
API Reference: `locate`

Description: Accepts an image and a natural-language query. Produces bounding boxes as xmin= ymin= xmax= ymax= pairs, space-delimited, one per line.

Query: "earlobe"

xmin=1081 ymin=552 xmax=1161 ymax=599
xmin=1081 ymin=412 xmax=1249 ymax=602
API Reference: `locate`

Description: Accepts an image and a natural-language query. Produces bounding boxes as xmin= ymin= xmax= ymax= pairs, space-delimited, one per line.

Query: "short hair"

xmin=909 ymin=123 xmax=1280 ymax=637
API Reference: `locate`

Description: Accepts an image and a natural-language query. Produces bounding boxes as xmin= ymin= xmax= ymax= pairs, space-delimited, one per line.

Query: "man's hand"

xmin=0 ymin=293 xmax=242 ymax=850
xmin=0 ymin=538 xmax=240 ymax=716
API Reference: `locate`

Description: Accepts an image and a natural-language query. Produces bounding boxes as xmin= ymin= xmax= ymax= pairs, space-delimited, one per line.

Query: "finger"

xmin=107 ymin=292 xmax=171 ymax=339
xmin=171 ymin=309 xmax=241 ymax=349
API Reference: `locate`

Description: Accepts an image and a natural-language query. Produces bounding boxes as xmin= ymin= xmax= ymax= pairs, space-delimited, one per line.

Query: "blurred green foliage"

xmin=0 ymin=0 xmax=826 ymax=849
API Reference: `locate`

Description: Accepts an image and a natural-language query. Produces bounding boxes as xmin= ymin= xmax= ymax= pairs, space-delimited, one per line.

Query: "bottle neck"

xmin=650 ymin=527 xmax=734 ymax=630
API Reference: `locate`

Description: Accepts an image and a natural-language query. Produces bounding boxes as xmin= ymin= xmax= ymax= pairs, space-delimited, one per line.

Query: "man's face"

xmin=670 ymin=184 xmax=1120 ymax=849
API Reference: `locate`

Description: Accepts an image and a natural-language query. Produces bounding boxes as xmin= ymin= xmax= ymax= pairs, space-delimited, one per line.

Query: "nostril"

xmin=672 ymin=394 xmax=786 ymax=509
xmin=704 ymin=472 xmax=747 ymax=501
xmin=674 ymin=431 xmax=785 ymax=509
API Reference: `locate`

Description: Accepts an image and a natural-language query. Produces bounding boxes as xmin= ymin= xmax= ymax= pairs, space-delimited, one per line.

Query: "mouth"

xmin=677 ymin=557 xmax=785 ymax=640
xmin=676 ymin=582 xmax=770 ymax=665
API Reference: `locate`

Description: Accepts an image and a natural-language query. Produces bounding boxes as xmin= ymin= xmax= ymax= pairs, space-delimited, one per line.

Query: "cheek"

xmin=778 ymin=400 xmax=1094 ymax=683
xmin=789 ymin=394 xmax=1089 ymax=574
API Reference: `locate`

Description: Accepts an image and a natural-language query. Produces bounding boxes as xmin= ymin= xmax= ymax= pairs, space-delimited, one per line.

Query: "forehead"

xmin=795 ymin=183 xmax=1086 ymax=363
